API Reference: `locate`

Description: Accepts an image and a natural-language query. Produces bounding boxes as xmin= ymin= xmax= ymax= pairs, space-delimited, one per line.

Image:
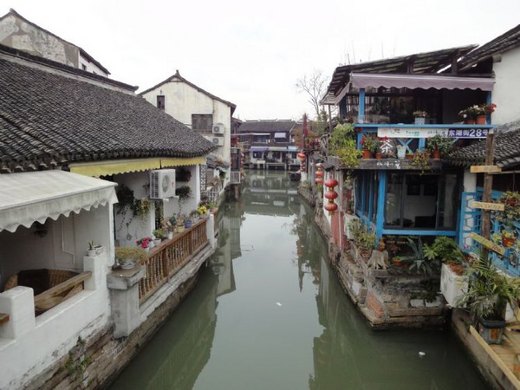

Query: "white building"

xmin=459 ymin=24 xmax=520 ymax=124
xmin=0 ymin=8 xmax=110 ymax=77
xmin=140 ymin=70 xmax=236 ymax=190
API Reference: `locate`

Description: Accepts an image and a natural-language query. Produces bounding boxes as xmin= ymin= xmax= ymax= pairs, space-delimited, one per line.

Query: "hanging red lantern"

xmin=297 ymin=152 xmax=306 ymax=161
xmin=324 ymin=202 xmax=338 ymax=213
xmin=315 ymin=170 xmax=324 ymax=178
xmin=324 ymin=191 xmax=338 ymax=200
xmin=315 ymin=177 xmax=323 ymax=185
xmin=324 ymin=178 xmax=338 ymax=189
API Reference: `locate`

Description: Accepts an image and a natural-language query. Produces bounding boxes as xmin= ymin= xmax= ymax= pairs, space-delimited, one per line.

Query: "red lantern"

xmin=324 ymin=202 xmax=338 ymax=213
xmin=315 ymin=170 xmax=324 ymax=178
xmin=315 ymin=177 xmax=323 ymax=185
xmin=315 ymin=162 xmax=323 ymax=169
xmin=297 ymin=152 xmax=306 ymax=161
xmin=324 ymin=191 xmax=338 ymax=200
xmin=324 ymin=178 xmax=338 ymax=189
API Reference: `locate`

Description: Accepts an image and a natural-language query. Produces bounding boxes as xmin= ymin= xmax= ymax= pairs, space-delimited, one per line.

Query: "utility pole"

xmin=480 ymin=129 xmax=496 ymax=260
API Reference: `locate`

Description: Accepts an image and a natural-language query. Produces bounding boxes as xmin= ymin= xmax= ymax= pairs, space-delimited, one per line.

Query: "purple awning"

xmin=350 ymin=73 xmax=495 ymax=91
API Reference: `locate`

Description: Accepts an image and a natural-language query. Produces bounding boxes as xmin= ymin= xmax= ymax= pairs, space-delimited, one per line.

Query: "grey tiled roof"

xmin=448 ymin=120 xmax=520 ymax=169
xmin=459 ymin=24 xmax=520 ymax=70
xmin=0 ymin=48 xmax=215 ymax=172
xmin=237 ymin=120 xmax=296 ymax=133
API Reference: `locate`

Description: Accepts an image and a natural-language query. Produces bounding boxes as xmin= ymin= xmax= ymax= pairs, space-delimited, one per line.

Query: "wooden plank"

xmin=0 ymin=312 xmax=9 ymax=325
xmin=469 ymin=200 xmax=505 ymax=211
xmin=34 ymin=271 xmax=91 ymax=306
xmin=470 ymin=232 xmax=505 ymax=255
xmin=470 ymin=165 xmax=501 ymax=173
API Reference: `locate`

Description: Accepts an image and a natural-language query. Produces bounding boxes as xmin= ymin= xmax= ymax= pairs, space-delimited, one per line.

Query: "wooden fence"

xmin=139 ymin=219 xmax=208 ymax=303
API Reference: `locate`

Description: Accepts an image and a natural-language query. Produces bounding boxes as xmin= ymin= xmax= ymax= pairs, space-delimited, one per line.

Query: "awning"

xmin=350 ymin=72 xmax=495 ymax=91
xmin=69 ymin=157 xmax=205 ymax=177
xmin=288 ymin=146 xmax=298 ymax=151
xmin=268 ymin=146 xmax=288 ymax=152
xmin=0 ymin=170 xmax=117 ymax=232
xmin=274 ymin=132 xmax=286 ymax=138
xmin=250 ymin=146 xmax=268 ymax=152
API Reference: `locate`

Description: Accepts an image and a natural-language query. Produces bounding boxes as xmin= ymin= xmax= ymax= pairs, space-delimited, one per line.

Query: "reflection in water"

xmin=110 ymin=171 xmax=488 ymax=390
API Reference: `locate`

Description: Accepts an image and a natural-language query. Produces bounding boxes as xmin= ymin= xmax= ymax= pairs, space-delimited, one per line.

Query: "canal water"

xmin=110 ymin=171 xmax=489 ymax=390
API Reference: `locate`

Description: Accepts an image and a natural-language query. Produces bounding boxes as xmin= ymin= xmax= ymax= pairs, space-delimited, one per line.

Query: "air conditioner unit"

xmin=212 ymin=123 xmax=225 ymax=134
xmin=150 ymin=169 xmax=176 ymax=199
xmin=212 ymin=137 xmax=224 ymax=146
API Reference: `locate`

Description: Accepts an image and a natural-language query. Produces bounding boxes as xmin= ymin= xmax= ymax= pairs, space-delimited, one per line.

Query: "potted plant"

xmin=400 ymin=237 xmax=441 ymax=275
xmin=410 ymin=149 xmax=430 ymax=174
xmin=413 ymin=110 xmax=428 ymax=125
xmin=153 ymin=229 xmax=165 ymax=245
xmin=427 ymin=135 xmax=453 ymax=159
xmin=396 ymin=145 xmax=406 ymax=159
xmin=115 ymin=247 xmax=148 ymax=270
xmin=360 ymin=135 xmax=378 ymax=159
xmin=87 ymin=241 xmax=97 ymax=257
xmin=501 ymin=230 xmax=516 ymax=248
xmin=136 ymin=237 xmax=152 ymax=252
xmin=459 ymin=257 xmax=520 ymax=344
xmin=329 ymin=123 xmax=361 ymax=167
xmin=423 ymin=236 xmax=465 ymax=273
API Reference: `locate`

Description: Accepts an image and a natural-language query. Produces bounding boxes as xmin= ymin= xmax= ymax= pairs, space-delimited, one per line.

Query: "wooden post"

xmin=480 ymin=130 xmax=496 ymax=260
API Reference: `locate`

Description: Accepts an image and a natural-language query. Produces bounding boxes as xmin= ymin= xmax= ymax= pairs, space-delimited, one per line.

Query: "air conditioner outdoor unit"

xmin=212 ymin=137 xmax=224 ymax=146
xmin=150 ymin=169 xmax=176 ymax=199
xmin=212 ymin=123 xmax=225 ymax=134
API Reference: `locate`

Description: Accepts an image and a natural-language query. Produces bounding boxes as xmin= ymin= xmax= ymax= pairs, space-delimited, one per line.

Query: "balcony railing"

xmin=139 ymin=219 xmax=208 ymax=303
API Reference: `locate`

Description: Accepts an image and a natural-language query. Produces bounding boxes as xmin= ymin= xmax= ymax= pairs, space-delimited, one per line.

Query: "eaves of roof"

xmin=139 ymin=70 xmax=237 ymax=114
xmin=1 ymin=8 xmax=110 ymax=75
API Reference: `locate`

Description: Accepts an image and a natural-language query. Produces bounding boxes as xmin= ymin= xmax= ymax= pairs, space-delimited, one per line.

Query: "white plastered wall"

xmin=0 ymin=204 xmax=114 ymax=288
xmin=491 ymin=46 xmax=520 ymax=125
xmin=141 ymin=80 xmax=232 ymax=169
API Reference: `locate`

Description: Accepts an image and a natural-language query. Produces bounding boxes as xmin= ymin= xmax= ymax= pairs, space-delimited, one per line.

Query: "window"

xmin=192 ymin=114 xmax=213 ymax=132
xmin=157 ymin=95 xmax=165 ymax=110
xmin=81 ymin=64 xmax=87 ymax=71
xmin=384 ymin=173 xmax=459 ymax=230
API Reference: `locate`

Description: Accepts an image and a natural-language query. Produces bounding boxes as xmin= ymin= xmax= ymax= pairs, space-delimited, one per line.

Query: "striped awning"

xmin=0 ymin=171 xmax=117 ymax=232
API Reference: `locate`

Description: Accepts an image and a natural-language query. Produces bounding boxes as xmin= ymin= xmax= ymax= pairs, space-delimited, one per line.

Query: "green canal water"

xmin=109 ymin=171 xmax=489 ymax=390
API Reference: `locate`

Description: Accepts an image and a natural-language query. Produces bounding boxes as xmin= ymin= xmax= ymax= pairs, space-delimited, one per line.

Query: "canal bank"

xmin=109 ymin=171 xmax=488 ymax=389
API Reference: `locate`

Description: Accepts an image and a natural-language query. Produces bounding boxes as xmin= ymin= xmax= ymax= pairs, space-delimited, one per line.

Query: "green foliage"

xmin=175 ymin=185 xmax=191 ymax=199
xmin=459 ymin=256 xmax=520 ymax=320
xmin=423 ymin=236 xmax=465 ymax=264
xmin=410 ymin=150 xmax=430 ymax=175
xmin=115 ymin=247 xmax=148 ymax=263
xmin=350 ymin=220 xmax=376 ymax=252
xmin=401 ymin=237 xmax=441 ymax=275
xmin=495 ymin=191 xmax=520 ymax=226
xmin=426 ymin=135 xmax=454 ymax=156
xmin=329 ymin=123 xmax=360 ymax=168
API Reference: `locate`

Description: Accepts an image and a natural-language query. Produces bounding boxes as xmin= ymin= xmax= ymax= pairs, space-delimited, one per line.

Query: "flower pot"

xmin=94 ymin=245 xmax=104 ymax=255
xmin=362 ymin=150 xmax=372 ymax=159
xmin=414 ymin=117 xmax=426 ymax=125
xmin=396 ymin=146 xmax=406 ymax=159
xmin=153 ymin=238 xmax=161 ymax=247
xmin=184 ymin=220 xmax=193 ymax=229
xmin=478 ymin=318 xmax=506 ymax=344
xmin=432 ymin=148 xmax=441 ymax=160
xmin=502 ymin=236 xmax=515 ymax=248
xmin=375 ymin=152 xmax=383 ymax=160
xmin=119 ymin=259 xmax=136 ymax=270
xmin=464 ymin=119 xmax=476 ymax=124
xmin=87 ymin=249 xmax=97 ymax=257
xmin=476 ymin=115 xmax=487 ymax=125
xmin=405 ymin=154 xmax=413 ymax=160
xmin=167 ymin=232 xmax=173 ymax=240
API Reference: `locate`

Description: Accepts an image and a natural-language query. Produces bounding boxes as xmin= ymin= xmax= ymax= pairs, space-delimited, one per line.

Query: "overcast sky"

xmin=2 ymin=1 xmax=519 ymax=120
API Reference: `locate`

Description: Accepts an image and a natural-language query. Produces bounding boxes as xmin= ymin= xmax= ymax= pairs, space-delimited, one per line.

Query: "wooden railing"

xmin=139 ymin=219 xmax=208 ymax=303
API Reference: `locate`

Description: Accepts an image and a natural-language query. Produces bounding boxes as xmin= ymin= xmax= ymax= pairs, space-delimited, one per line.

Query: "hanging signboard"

xmin=468 ymin=200 xmax=505 ymax=211
xmin=470 ymin=165 xmax=502 ymax=173
xmin=469 ymin=232 xmax=505 ymax=255
xmin=377 ymin=127 xmax=489 ymax=139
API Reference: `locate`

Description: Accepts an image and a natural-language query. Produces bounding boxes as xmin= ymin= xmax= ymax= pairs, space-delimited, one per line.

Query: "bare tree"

xmin=296 ymin=70 xmax=327 ymax=119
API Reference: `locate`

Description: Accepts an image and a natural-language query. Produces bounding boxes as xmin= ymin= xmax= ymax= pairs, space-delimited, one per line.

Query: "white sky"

xmin=2 ymin=0 xmax=519 ymax=120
